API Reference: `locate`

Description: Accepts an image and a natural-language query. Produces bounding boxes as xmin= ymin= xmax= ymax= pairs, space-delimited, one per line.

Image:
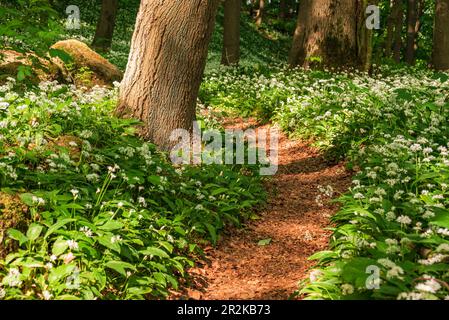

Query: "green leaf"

xmin=97 ymin=235 xmax=121 ymax=253
xmin=205 ymin=223 xmax=217 ymax=244
xmin=52 ymin=238 xmax=69 ymax=256
xmin=211 ymin=187 xmax=228 ymax=196
xmin=105 ymin=260 xmax=136 ymax=277
xmin=19 ymin=193 xmax=36 ymax=206
xmin=48 ymin=264 xmax=76 ymax=284
xmin=341 ymin=258 xmax=377 ymax=288
xmin=153 ymin=272 xmax=167 ymax=286
xmin=44 ymin=218 xmax=76 ymax=239
xmin=147 ymin=175 xmax=161 ymax=185
xmin=429 ymin=208 xmax=449 ymax=229
xmin=97 ymin=220 xmax=123 ymax=231
xmin=26 ymin=223 xmax=43 ymax=241
xmin=308 ymin=250 xmax=338 ymax=261
xmin=7 ymin=229 xmax=28 ymax=245
xmin=140 ymin=247 xmax=170 ymax=259
xmin=258 ymin=238 xmax=272 ymax=246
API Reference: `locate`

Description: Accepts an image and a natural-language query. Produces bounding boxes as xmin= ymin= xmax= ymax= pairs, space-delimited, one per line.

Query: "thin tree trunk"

xmin=433 ymin=0 xmax=449 ymax=70
xmin=288 ymin=0 xmax=372 ymax=71
xmin=116 ymin=0 xmax=219 ymax=151
xmin=92 ymin=0 xmax=119 ymax=52
xmin=357 ymin=0 xmax=376 ymax=72
xmin=405 ymin=0 xmax=418 ymax=64
xmin=249 ymin=0 xmax=256 ymax=16
xmin=279 ymin=0 xmax=287 ymax=20
xmin=255 ymin=0 xmax=265 ymax=26
xmin=414 ymin=0 xmax=425 ymax=52
xmin=393 ymin=0 xmax=404 ymax=62
xmin=385 ymin=0 xmax=401 ymax=58
xmin=222 ymin=0 xmax=242 ymax=65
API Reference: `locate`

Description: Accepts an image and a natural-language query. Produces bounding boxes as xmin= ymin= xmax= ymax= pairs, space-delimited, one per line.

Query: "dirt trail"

xmin=184 ymin=118 xmax=352 ymax=300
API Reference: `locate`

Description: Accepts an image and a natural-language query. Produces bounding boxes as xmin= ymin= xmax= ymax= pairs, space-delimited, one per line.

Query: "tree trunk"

xmin=433 ymin=0 xmax=449 ymax=70
xmin=116 ymin=0 xmax=219 ymax=151
xmin=92 ymin=0 xmax=119 ymax=52
xmin=357 ymin=0 xmax=377 ymax=72
xmin=393 ymin=0 xmax=404 ymax=62
xmin=255 ymin=0 xmax=265 ymax=26
xmin=249 ymin=0 xmax=256 ymax=16
xmin=385 ymin=0 xmax=401 ymax=58
xmin=288 ymin=0 xmax=373 ymax=71
xmin=279 ymin=0 xmax=287 ymax=20
xmin=405 ymin=0 xmax=418 ymax=64
xmin=222 ymin=0 xmax=242 ymax=65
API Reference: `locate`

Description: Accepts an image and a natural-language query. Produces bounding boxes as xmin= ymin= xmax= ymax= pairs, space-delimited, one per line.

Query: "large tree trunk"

xmin=92 ymin=0 xmax=119 ymax=52
xmin=288 ymin=0 xmax=373 ymax=71
xmin=405 ymin=0 xmax=418 ymax=64
xmin=255 ymin=0 xmax=265 ymax=26
xmin=393 ymin=0 xmax=404 ymax=62
xmin=116 ymin=0 xmax=219 ymax=151
xmin=221 ymin=0 xmax=242 ymax=65
xmin=433 ymin=0 xmax=449 ymax=70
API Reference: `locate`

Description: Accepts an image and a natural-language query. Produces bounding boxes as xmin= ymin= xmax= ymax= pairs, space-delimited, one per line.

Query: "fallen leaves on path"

xmin=178 ymin=118 xmax=352 ymax=300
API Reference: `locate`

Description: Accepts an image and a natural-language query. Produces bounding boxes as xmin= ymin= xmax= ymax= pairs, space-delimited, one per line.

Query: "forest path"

xmin=183 ymin=117 xmax=352 ymax=300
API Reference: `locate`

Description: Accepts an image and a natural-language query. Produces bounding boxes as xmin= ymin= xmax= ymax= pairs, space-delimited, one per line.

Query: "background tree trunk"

xmin=116 ymin=0 xmax=219 ymax=151
xmin=405 ymin=0 xmax=418 ymax=64
xmin=279 ymin=0 xmax=287 ymax=20
xmin=255 ymin=0 xmax=265 ymax=26
xmin=288 ymin=0 xmax=373 ymax=71
xmin=433 ymin=0 xmax=449 ymax=70
xmin=92 ymin=0 xmax=119 ymax=52
xmin=385 ymin=0 xmax=401 ymax=58
xmin=393 ymin=0 xmax=404 ymax=62
xmin=357 ymin=0 xmax=377 ymax=72
xmin=222 ymin=0 xmax=242 ymax=65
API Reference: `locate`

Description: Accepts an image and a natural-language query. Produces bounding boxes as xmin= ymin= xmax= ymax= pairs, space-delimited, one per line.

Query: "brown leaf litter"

xmin=174 ymin=117 xmax=352 ymax=300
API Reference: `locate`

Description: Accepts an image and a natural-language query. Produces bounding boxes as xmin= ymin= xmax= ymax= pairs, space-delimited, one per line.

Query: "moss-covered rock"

xmin=51 ymin=39 xmax=123 ymax=87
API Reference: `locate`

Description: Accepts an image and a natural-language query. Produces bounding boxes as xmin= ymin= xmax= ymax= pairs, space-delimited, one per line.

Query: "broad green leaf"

xmin=19 ymin=193 xmax=36 ymax=206
xmin=48 ymin=264 xmax=76 ymax=284
xmin=26 ymin=223 xmax=43 ymax=241
xmin=105 ymin=260 xmax=136 ymax=277
xmin=44 ymin=218 xmax=76 ymax=239
xmin=52 ymin=238 xmax=69 ymax=256
xmin=7 ymin=229 xmax=28 ymax=245
xmin=140 ymin=247 xmax=170 ymax=259
xmin=97 ymin=220 xmax=123 ymax=231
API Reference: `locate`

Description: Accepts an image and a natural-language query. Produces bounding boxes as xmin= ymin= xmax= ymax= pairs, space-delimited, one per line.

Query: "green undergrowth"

xmin=0 ymin=78 xmax=265 ymax=299
xmin=201 ymin=64 xmax=449 ymax=300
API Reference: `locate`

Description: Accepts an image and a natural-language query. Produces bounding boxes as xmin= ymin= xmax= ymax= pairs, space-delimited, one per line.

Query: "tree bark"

xmin=116 ymin=0 xmax=219 ymax=151
xmin=92 ymin=0 xmax=119 ymax=52
xmin=288 ymin=0 xmax=373 ymax=71
xmin=433 ymin=0 xmax=449 ymax=70
xmin=255 ymin=0 xmax=265 ymax=26
xmin=357 ymin=0 xmax=377 ymax=72
xmin=279 ymin=0 xmax=287 ymax=20
xmin=222 ymin=0 xmax=242 ymax=65
xmin=405 ymin=0 xmax=418 ymax=64
xmin=385 ymin=0 xmax=401 ymax=58
xmin=393 ymin=0 xmax=404 ymax=62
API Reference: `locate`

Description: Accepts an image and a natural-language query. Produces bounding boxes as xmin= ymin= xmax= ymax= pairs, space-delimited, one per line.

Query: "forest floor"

xmin=177 ymin=117 xmax=352 ymax=300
